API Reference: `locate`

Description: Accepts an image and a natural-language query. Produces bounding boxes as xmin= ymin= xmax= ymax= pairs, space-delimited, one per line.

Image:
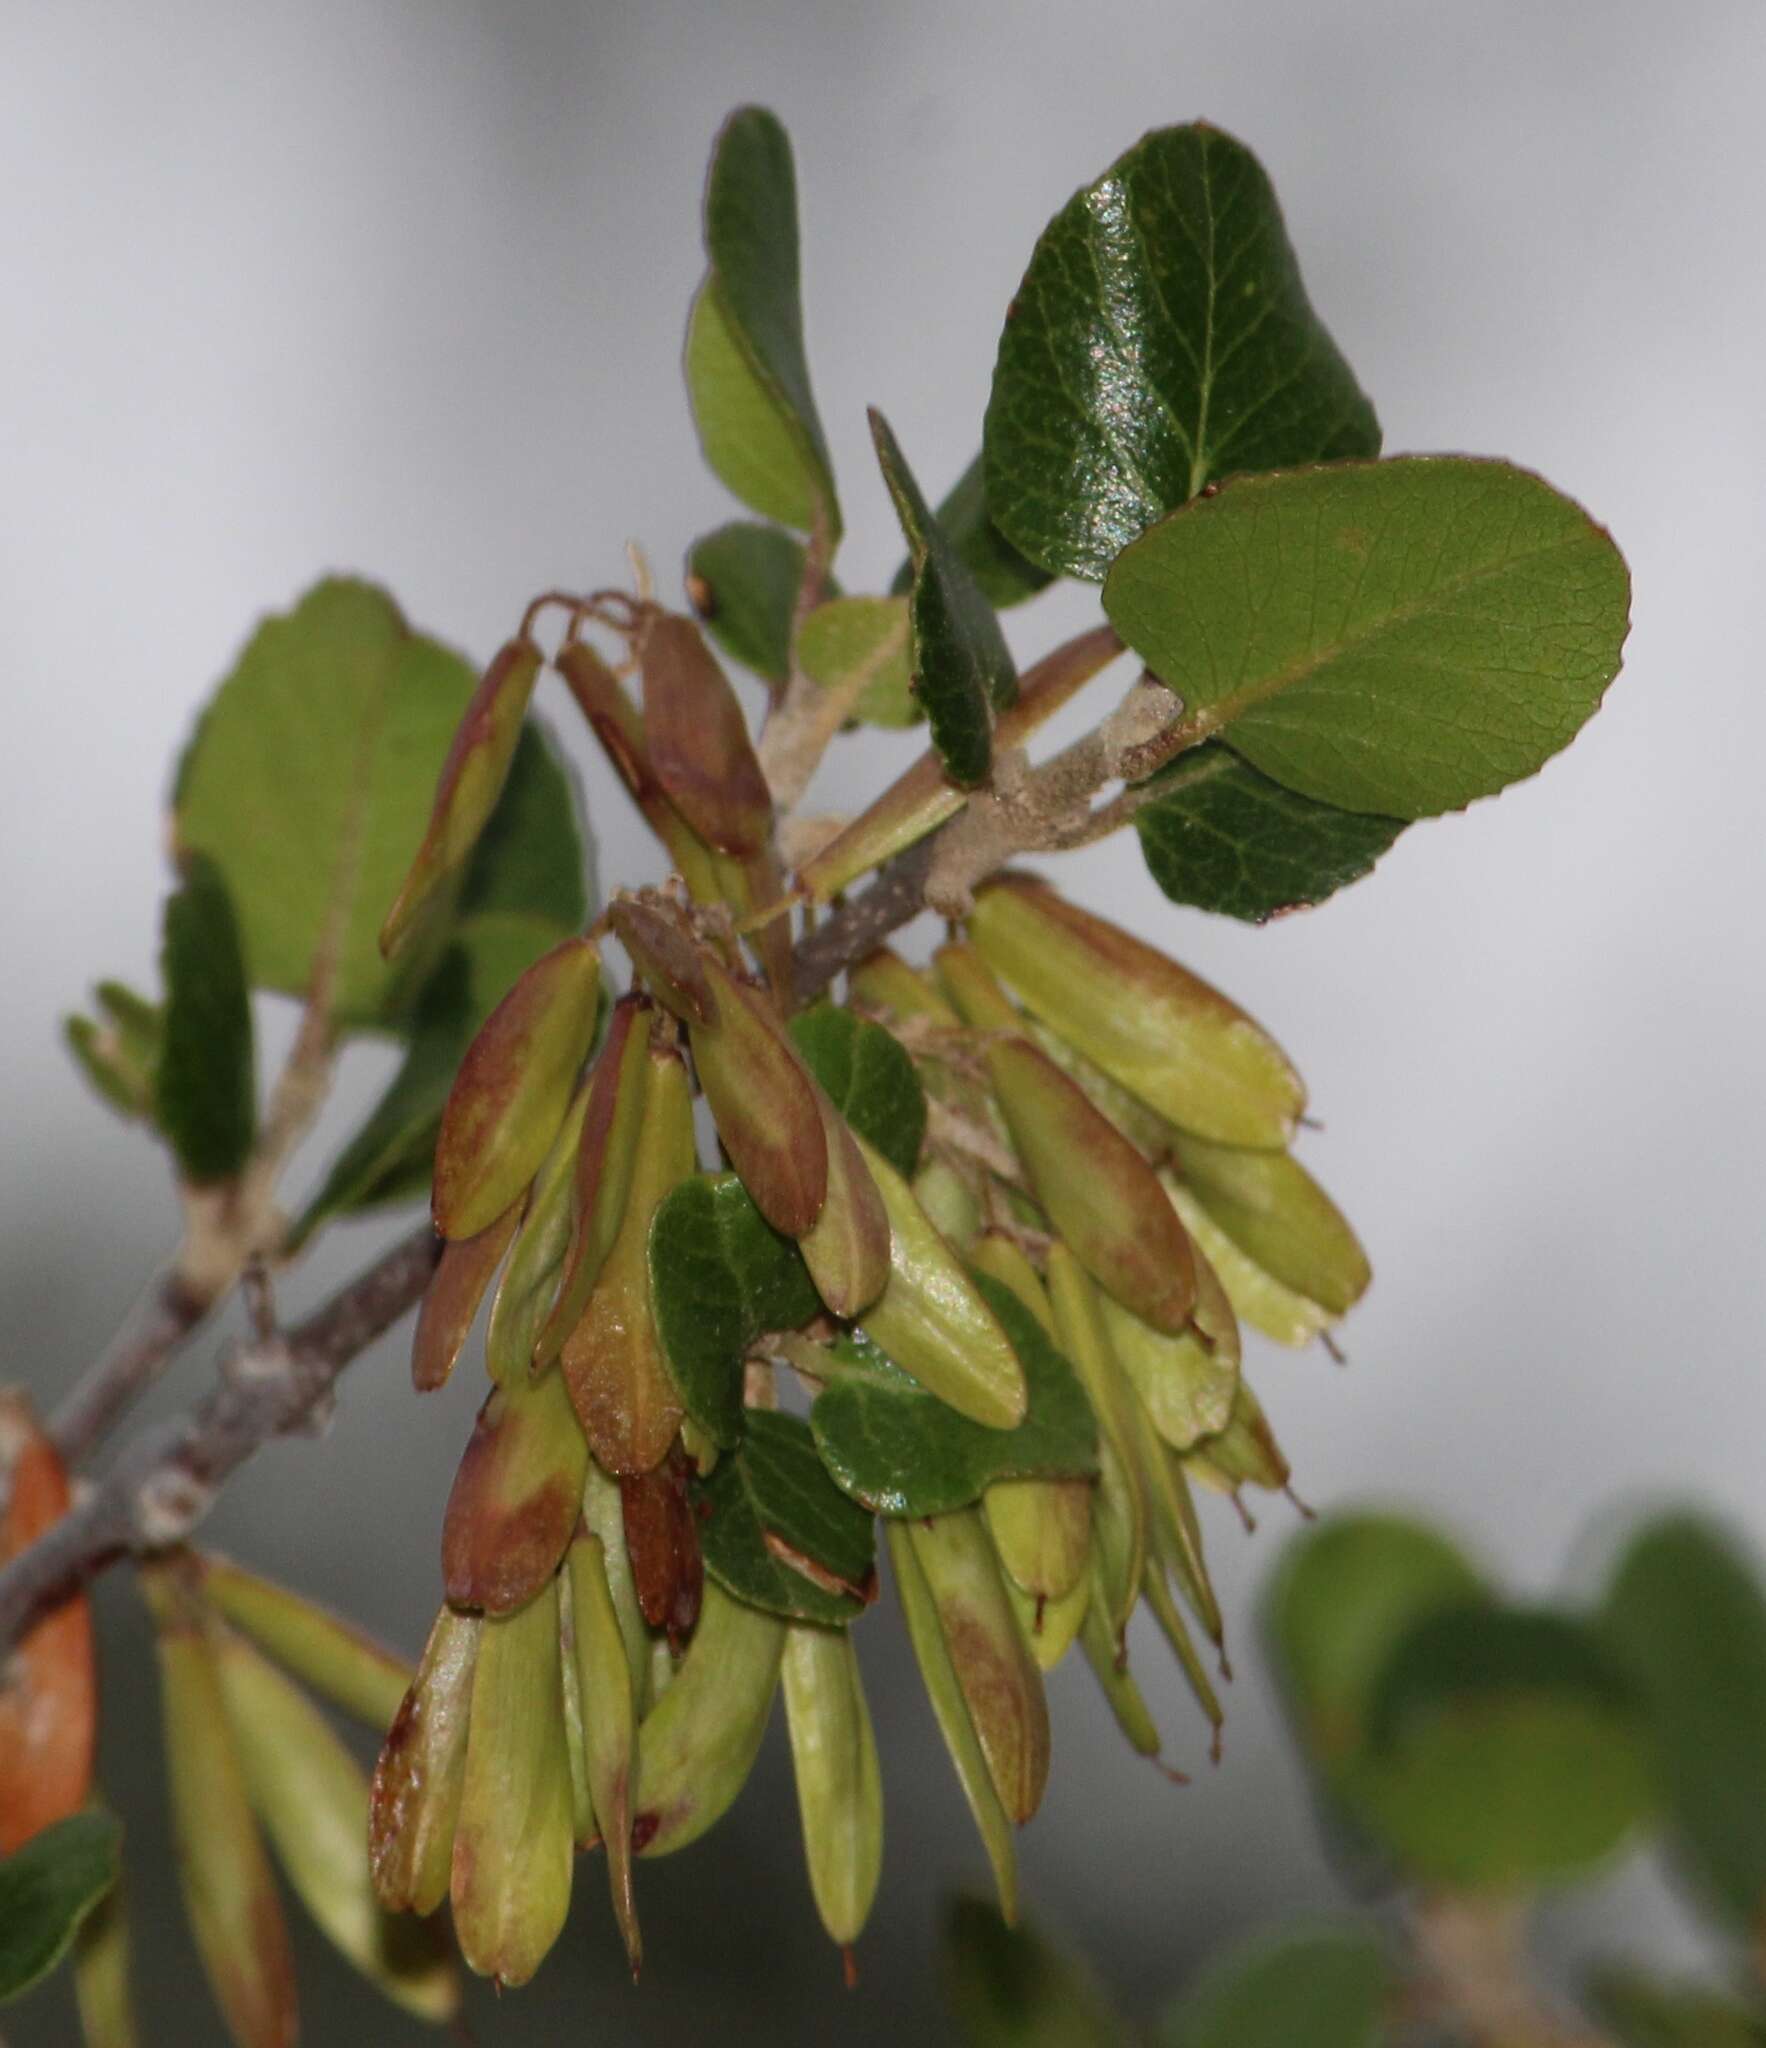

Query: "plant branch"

xmin=47 ymin=1266 xmax=213 ymax=1472
xmin=1409 ymin=1896 xmax=1614 ymax=2048
xmin=0 ymin=1223 xmax=440 ymax=1646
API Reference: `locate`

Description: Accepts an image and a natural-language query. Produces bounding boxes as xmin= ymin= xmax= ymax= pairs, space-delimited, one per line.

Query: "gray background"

xmin=3 ymin=1 xmax=1762 ymax=2039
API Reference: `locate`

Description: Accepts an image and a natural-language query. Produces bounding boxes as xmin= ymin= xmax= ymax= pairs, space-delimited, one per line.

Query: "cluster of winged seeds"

xmin=352 ymin=598 xmax=1370 ymax=1992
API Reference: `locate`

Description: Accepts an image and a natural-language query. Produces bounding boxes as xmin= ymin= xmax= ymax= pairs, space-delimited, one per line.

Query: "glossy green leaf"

xmin=1591 ymin=1971 xmax=1766 ymax=2048
xmin=173 ymin=578 xmax=480 ymax=1026
xmin=0 ymin=1810 xmax=122 ymax=2004
xmin=697 ymin=1410 xmax=878 ymax=1626
xmin=687 ymin=522 xmax=808 ymax=685
xmin=1264 ymin=1512 xmax=1487 ymax=1771
xmin=1353 ymin=1606 xmax=1653 ymax=1889
xmin=893 ymin=454 xmax=1054 ymax=611
xmin=1105 ymin=458 xmax=1630 ymax=819
xmin=788 ymin=1002 xmax=926 ymax=1180
xmin=688 ymin=108 xmax=838 ymax=538
xmin=985 ymin=122 xmax=1379 ymax=581
xmin=798 ymin=595 xmax=919 ymax=728
xmin=648 ymin=1173 xmax=822 ymax=1449
xmin=811 ymin=1278 xmax=1097 ymax=1518
xmin=1158 ymin=1925 xmax=1389 ymax=2048
xmin=1135 ymin=742 xmax=1405 ymax=922
xmin=156 ymin=854 xmax=255 ymax=1184
xmin=1600 ymin=1515 xmax=1766 ymax=1930
xmin=943 ymin=1896 xmax=1127 ymax=2048
xmin=871 ymin=408 xmax=1016 ymax=788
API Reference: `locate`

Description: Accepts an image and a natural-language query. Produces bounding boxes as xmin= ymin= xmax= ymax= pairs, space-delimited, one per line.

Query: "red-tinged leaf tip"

xmin=413 ymin=1203 xmax=522 ymax=1392
xmin=441 ymin=1378 xmax=588 ymax=1615
xmin=692 ymin=964 xmax=828 ymax=1239
xmin=639 ymin=611 xmax=774 ymax=858
xmin=432 ymin=938 xmax=602 ymax=1240
xmin=607 ymin=897 xmax=719 ymax=1025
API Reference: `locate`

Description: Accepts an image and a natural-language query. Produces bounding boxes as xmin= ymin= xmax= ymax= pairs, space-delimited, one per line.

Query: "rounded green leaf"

xmin=1135 ymin=743 xmax=1406 ymax=923
xmin=687 ymin=522 xmax=814 ymax=686
xmin=1264 ymin=1511 xmax=1487 ymax=1770
xmin=1600 ymin=1515 xmax=1766 ymax=1931
xmin=1159 ymin=1925 xmax=1389 ymax=2048
xmin=798 ymin=595 xmax=919 ymax=728
xmin=985 ymin=122 xmax=1379 ymax=581
xmin=1105 ymin=458 xmax=1631 ymax=819
xmin=696 ymin=1410 xmax=878 ymax=1626
xmin=1352 ymin=1606 xmax=1653 ymax=1890
xmin=173 ymin=578 xmax=479 ymax=1026
xmin=788 ymin=1002 xmax=926 ymax=1181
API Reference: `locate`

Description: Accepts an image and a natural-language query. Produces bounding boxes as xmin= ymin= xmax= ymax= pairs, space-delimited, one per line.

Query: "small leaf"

xmin=1168 ymin=1134 xmax=1370 ymax=1323
xmin=369 ymin=1606 xmax=480 ymax=1918
xmin=942 ymin=1896 xmax=1127 ymax=2048
xmin=1265 ymin=1511 xmax=1488 ymax=1773
xmin=431 ymin=938 xmax=602 ymax=1240
xmin=686 ymin=522 xmax=811 ymax=685
xmin=1135 ymin=743 xmax=1406 ymax=922
xmin=788 ymin=1002 xmax=926 ymax=1181
xmin=698 ymin=1410 xmax=879 ymax=1626
xmin=1105 ymin=458 xmax=1631 ymax=819
xmin=64 ymin=982 xmax=161 ymax=1123
xmin=811 ymin=1278 xmax=1097 ymax=1518
xmin=968 ymin=876 xmax=1304 ymax=1148
xmin=483 ymin=1078 xmax=591 ymax=1385
xmin=564 ymin=1534 xmax=642 ymax=1972
xmin=1600 ymin=1515 xmax=1766 ymax=1932
xmin=782 ymin=1624 xmax=884 ymax=1953
xmin=633 ymin=1580 xmax=785 ymax=1858
xmin=411 ymin=1199 xmax=521 ymax=1394
xmin=639 ymin=610 xmax=773 ymax=859
xmin=893 ymin=454 xmax=1054 ymax=611
xmin=649 ymin=1172 xmax=822 ymax=1448
xmin=907 ymin=1508 xmax=1049 ymax=1823
xmin=155 ymin=854 xmax=255 ymax=1184
xmin=450 ymin=1589 xmax=575 ymax=1986
xmin=173 ymin=578 xmax=483 ymax=1027
xmin=1159 ymin=1925 xmax=1390 ymax=2048
xmin=0 ymin=1812 xmax=122 ymax=2005
xmin=453 ymin=715 xmax=592 ymax=936
xmin=441 ymin=1367 xmax=588 ymax=1615
xmin=620 ymin=1449 xmax=704 ymax=1646
xmin=886 ymin=1521 xmax=1016 ymax=1922
xmin=561 ymin=1037 xmax=696 ymax=1474
xmin=856 ymin=1138 xmax=1028 ymax=1430
xmin=380 ymin=635 xmax=544 ymax=959
xmin=984 ymin=122 xmax=1379 ymax=581
xmin=687 ymin=108 xmax=838 ymax=538
xmin=797 ymin=595 xmax=919 ymax=728
xmin=1353 ymin=1606 xmax=1653 ymax=1889
xmin=870 ymin=408 xmax=1016 ymax=788
xmin=1097 ymin=1280 xmax=1237 ymax=1453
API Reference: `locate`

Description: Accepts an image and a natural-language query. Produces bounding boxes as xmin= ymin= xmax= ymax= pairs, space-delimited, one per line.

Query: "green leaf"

xmin=1353 ymin=1606 xmax=1653 ymax=1890
xmin=687 ymin=522 xmax=809 ymax=686
xmin=1590 ymin=1970 xmax=1766 ymax=2048
xmin=1600 ymin=1515 xmax=1766 ymax=1931
xmin=648 ymin=1173 xmax=822 ymax=1449
xmin=788 ymin=1002 xmax=926 ymax=1179
xmin=64 ymin=982 xmax=162 ymax=1123
xmin=942 ymin=1896 xmax=1128 ymax=2048
xmin=871 ymin=408 xmax=1016 ymax=788
xmin=811 ymin=1279 xmax=1097 ymax=1517
xmin=0 ymin=1811 xmax=123 ymax=2005
xmin=1105 ymin=458 xmax=1631 ymax=819
xmin=892 ymin=455 xmax=1054 ymax=611
xmin=798 ymin=596 xmax=919 ymax=729
xmin=156 ymin=853 xmax=256 ymax=1184
xmin=688 ymin=108 xmax=839 ymax=538
xmin=696 ymin=1409 xmax=877 ymax=1626
xmin=1134 ymin=743 xmax=1405 ymax=922
xmin=1158 ymin=1925 xmax=1389 ymax=2048
xmin=1264 ymin=1512 xmax=1488 ymax=1771
xmin=173 ymin=578 xmax=481 ymax=1028
xmin=985 ymin=122 xmax=1379 ymax=582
